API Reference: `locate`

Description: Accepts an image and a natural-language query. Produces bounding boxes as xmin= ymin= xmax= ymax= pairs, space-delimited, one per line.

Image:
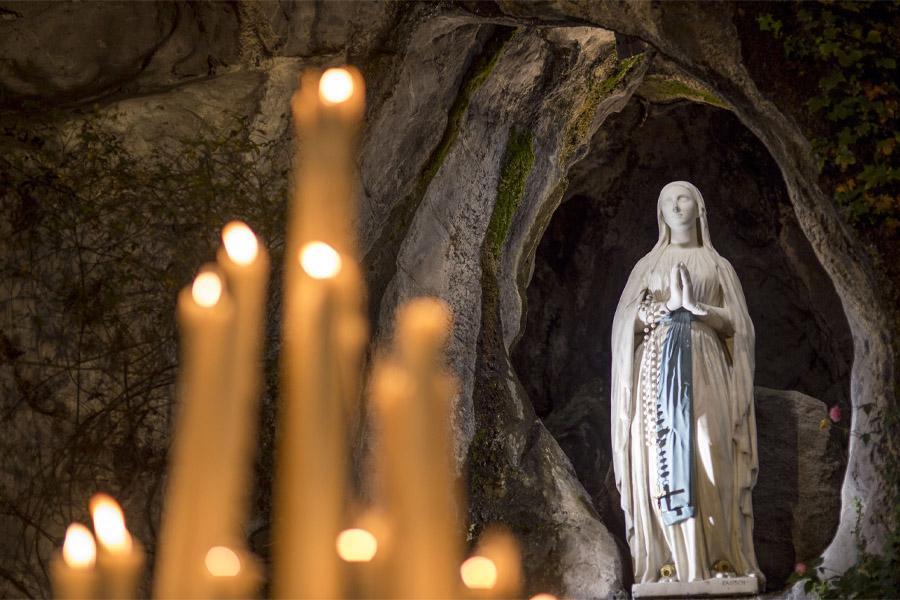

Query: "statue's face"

xmin=660 ymin=185 xmax=699 ymax=231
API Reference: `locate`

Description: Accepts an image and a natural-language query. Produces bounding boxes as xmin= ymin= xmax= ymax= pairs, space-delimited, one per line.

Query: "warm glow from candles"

xmin=300 ymin=241 xmax=342 ymax=279
xmin=62 ymin=524 xmax=97 ymax=569
xmin=192 ymin=271 xmax=223 ymax=307
xmin=90 ymin=493 xmax=132 ymax=554
xmin=336 ymin=528 xmax=378 ymax=562
xmin=529 ymin=594 xmax=558 ymax=600
xmin=460 ymin=556 xmax=497 ymax=590
xmin=222 ymin=221 xmax=259 ymax=265
xmin=396 ymin=297 xmax=452 ymax=349
xmin=319 ymin=68 xmax=354 ymax=104
xmin=205 ymin=546 xmax=242 ymax=577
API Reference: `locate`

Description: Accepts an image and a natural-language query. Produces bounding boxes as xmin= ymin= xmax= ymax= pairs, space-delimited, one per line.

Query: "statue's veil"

xmin=609 ymin=181 xmax=760 ymax=580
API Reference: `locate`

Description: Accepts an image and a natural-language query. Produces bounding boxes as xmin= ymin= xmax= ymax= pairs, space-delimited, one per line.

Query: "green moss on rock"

xmin=487 ymin=128 xmax=536 ymax=258
xmin=559 ymin=51 xmax=646 ymax=167
xmin=636 ymin=74 xmax=729 ymax=109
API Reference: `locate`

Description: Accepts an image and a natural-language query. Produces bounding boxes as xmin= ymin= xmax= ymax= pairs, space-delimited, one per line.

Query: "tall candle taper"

xmin=462 ymin=525 xmax=522 ymax=599
xmin=371 ymin=297 xmax=462 ymax=598
xmin=51 ymin=523 xmax=98 ymax=600
xmin=400 ymin=297 xmax=464 ymax=597
xmin=154 ymin=268 xmax=235 ymax=599
xmin=90 ymin=493 xmax=145 ymax=599
xmin=273 ymin=65 xmax=367 ymax=599
xmin=216 ymin=221 xmax=270 ymax=545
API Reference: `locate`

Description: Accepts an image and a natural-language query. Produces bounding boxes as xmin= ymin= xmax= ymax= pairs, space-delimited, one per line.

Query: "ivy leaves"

xmin=758 ymin=1 xmax=899 ymax=233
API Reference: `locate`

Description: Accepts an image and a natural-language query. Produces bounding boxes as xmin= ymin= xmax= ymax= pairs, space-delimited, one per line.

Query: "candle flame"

xmin=90 ymin=493 xmax=132 ymax=554
xmin=336 ymin=528 xmax=378 ymax=562
xmin=460 ymin=556 xmax=497 ymax=590
xmin=222 ymin=221 xmax=259 ymax=265
xmin=529 ymin=595 xmax=558 ymax=600
xmin=192 ymin=271 xmax=223 ymax=307
xmin=300 ymin=241 xmax=342 ymax=279
xmin=319 ymin=68 xmax=354 ymax=105
xmin=205 ymin=546 xmax=242 ymax=577
xmin=62 ymin=523 xmax=97 ymax=569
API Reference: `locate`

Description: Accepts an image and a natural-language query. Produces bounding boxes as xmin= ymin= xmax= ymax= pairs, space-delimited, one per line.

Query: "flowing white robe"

xmin=610 ymin=182 xmax=764 ymax=587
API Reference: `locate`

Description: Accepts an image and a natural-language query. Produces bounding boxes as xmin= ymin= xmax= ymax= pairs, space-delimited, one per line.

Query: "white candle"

xmin=460 ymin=556 xmax=498 ymax=593
xmin=90 ymin=493 xmax=145 ymax=599
xmin=274 ymin=240 xmax=347 ymax=598
xmin=216 ymin=221 xmax=270 ymax=545
xmin=154 ymin=267 xmax=235 ymax=599
xmin=396 ymin=298 xmax=464 ymax=597
xmin=370 ymin=297 xmax=462 ymax=600
xmin=203 ymin=545 xmax=262 ymax=600
xmin=464 ymin=525 xmax=523 ymax=599
xmin=51 ymin=523 xmax=98 ymax=600
xmin=273 ymin=64 xmax=367 ymax=599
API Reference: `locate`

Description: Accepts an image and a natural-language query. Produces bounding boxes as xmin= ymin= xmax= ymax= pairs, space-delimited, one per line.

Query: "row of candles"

xmin=49 ymin=66 xmax=562 ymax=599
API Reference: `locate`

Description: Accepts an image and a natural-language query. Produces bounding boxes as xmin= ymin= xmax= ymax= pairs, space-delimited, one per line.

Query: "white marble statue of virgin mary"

xmin=610 ymin=181 xmax=765 ymax=588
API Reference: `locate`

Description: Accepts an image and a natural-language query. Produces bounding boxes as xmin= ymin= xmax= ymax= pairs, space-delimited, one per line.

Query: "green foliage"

xmin=487 ymin=128 xmax=535 ymax=258
xmin=756 ymin=8 xmax=900 ymax=592
xmin=757 ymin=1 xmax=899 ymax=233
xmin=0 ymin=110 xmax=287 ymax=597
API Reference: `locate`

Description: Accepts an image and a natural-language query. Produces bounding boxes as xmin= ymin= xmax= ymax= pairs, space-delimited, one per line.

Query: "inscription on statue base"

xmin=632 ymin=576 xmax=759 ymax=598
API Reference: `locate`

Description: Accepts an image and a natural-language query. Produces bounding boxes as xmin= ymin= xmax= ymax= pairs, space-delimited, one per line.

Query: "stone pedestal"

xmin=632 ymin=576 xmax=759 ymax=598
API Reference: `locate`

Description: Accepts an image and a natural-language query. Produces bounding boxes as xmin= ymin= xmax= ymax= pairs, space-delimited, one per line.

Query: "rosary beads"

xmin=638 ymin=291 xmax=667 ymax=448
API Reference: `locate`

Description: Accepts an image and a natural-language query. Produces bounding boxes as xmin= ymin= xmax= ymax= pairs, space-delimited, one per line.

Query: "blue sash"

xmin=655 ymin=308 xmax=696 ymax=526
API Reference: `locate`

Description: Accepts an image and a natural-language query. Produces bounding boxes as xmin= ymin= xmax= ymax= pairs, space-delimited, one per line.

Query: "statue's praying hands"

xmin=666 ymin=262 xmax=708 ymax=316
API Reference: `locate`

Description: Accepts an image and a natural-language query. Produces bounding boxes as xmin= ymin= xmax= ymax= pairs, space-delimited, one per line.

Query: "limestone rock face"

xmin=0 ymin=2 xmax=241 ymax=101
xmin=753 ymin=387 xmax=843 ymax=589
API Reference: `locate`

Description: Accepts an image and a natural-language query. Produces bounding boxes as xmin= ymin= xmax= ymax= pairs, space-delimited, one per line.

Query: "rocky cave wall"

xmin=0 ymin=2 xmax=894 ymax=599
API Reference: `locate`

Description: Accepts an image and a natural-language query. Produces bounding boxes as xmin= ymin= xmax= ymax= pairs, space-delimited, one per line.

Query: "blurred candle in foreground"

xmin=460 ymin=556 xmax=497 ymax=590
xmin=340 ymin=507 xmax=391 ymax=600
xmin=216 ymin=221 xmax=269 ymax=561
xmin=465 ymin=525 xmax=522 ymax=599
xmin=319 ymin=68 xmax=355 ymax=105
xmin=371 ymin=297 xmax=462 ymax=598
xmin=529 ymin=594 xmax=558 ymax=600
xmin=336 ymin=528 xmax=378 ymax=562
xmin=273 ymin=64 xmax=367 ymax=599
xmin=51 ymin=523 xmax=97 ymax=599
xmin=155 ymin=267 xmax=235 ymax=599
xmin=90 ymin=494 xmax=145 ymax=599
xmin=204 ymin=546 xmax=262 ymax=600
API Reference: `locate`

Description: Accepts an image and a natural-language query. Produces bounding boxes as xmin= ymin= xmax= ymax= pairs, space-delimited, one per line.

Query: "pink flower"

xmin=829 ymin=404 xmax=842 ymax=423
xmin=795 ymin=562 xmax=807 ymax=576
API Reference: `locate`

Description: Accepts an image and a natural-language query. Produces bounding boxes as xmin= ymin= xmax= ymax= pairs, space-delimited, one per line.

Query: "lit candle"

xmin=51 ymin=523 xmax=98 ymax=599
xmin=203 ymin=545 xmax=263 ymax=600
xmin=154 ymin=267 xmax=235 ymax=599
xmin=338 ymin=507 xmax=391 ymax=600
xmin=460 ymin=556 xmax=498 ymax=593
xmin=463 ymin=525 xmax=523 ymax=599
xmin=370 ymin=296 xmax=462 ymax=600
xmin=216 ymin=221 xmax=270 ymax=543
xmin=273 ymin=64 xmax=367 ymax=599
xmin=393 ymin=297 xmax=464 ymax=597
xmin=90 ymin=494 xmax=145 ymax=599
xmin=274 ymin=239 xmax=347 ymax=598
